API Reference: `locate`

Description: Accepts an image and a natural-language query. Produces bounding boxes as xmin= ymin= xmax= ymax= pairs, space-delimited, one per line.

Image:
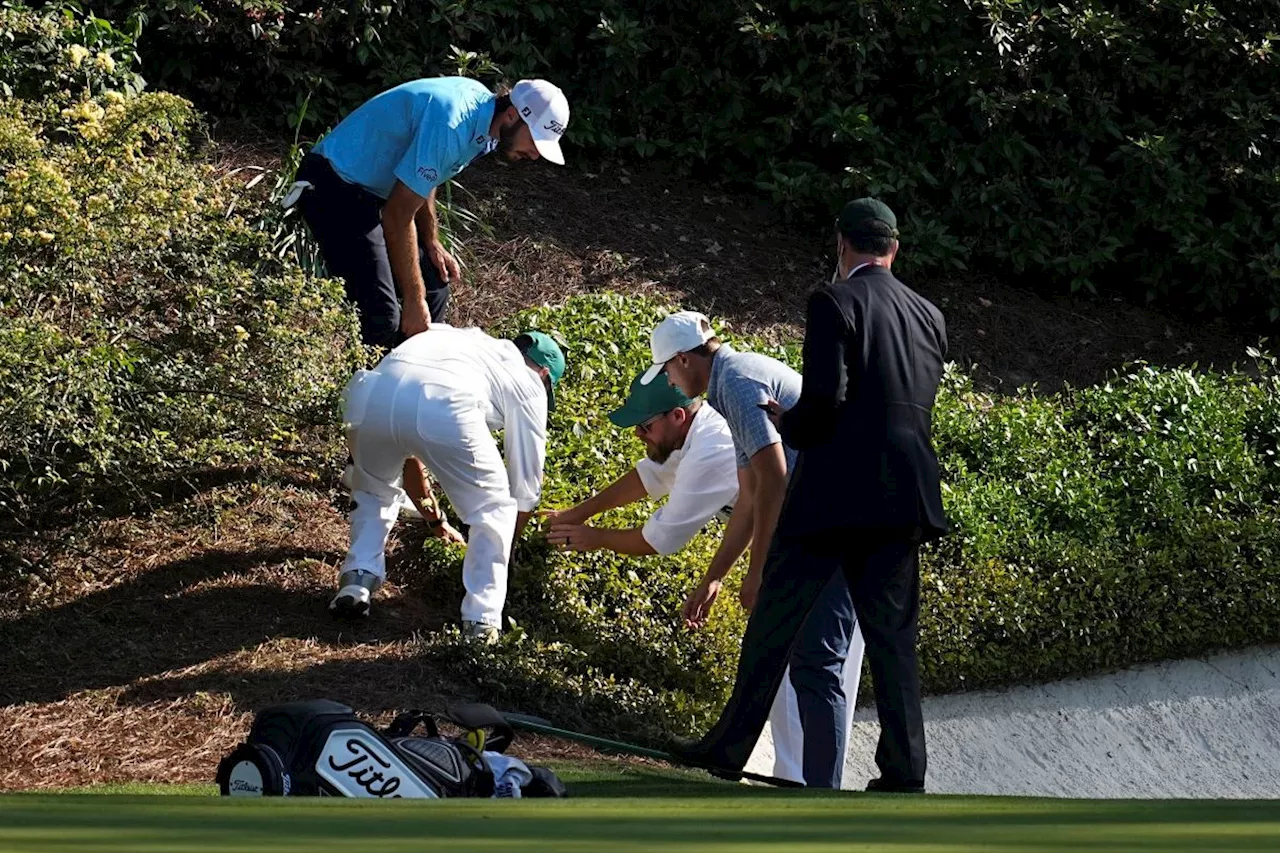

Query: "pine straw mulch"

xmin=445 ymin=158 xmax=1256 ymax=393
xmin=208 ymin=118 xmax=1257 ymax=392
xmin=0 ymin=480 xmax=621 ymax=790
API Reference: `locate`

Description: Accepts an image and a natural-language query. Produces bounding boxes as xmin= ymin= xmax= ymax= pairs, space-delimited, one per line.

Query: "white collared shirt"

xmin=634 ymin=404 xmax=740 ymax=555
xmin=384 ymin=325 xmax=547 ymax=512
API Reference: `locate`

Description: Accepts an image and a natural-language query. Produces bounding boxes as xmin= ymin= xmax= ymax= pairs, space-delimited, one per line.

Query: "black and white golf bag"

xmin=215 ymin=699 xmax=566 ymax=799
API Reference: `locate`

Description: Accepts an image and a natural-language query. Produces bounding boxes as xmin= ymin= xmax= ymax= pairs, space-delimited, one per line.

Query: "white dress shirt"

xmin=634 ymin=403 xmax=740 ymax=555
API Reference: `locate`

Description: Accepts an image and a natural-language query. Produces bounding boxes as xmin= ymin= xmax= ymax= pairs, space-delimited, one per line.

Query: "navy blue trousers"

xmin=787 ymin=571 xmax=857 ymax=787
xmin=709 ymin=530 xmax=927 ymax=786
xmin=294 ymin=153 xmax=450 ymax=349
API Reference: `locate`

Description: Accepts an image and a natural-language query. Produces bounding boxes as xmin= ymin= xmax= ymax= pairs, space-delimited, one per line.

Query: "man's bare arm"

xmin=742 ymin=442 xmax=788 ymax=610
xmin=682 ymin=466 xmax=754 ymax=627
xmin=543 ymin=468 xmax=647 ymax=527
xmin=705 ymin=466 xmax=756 ymax=583
xmin=384 ymin=181 xmax=430 ymax=335
xmin=514 ymin=510 xmax=533 ymax=547
xmin=547 ymin=523 xmax=657 ymax=556
xmin=414 ymin=187 xmax=461 ymax=283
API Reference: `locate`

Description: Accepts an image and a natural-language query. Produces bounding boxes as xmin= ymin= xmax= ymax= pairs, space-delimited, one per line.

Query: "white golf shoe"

xmin=329 ymin=569 xmax=382 ymax=618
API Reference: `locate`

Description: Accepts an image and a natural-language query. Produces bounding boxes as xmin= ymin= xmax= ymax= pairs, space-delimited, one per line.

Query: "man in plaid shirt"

xmin=640 ymin=311 xmax=864 ymax=789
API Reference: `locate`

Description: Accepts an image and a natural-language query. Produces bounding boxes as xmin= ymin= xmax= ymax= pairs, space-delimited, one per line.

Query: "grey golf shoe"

xmin=329 ymin=569 xmax=382 ymax=618
xmin=462 ymin=620 xmax=500 ymax=644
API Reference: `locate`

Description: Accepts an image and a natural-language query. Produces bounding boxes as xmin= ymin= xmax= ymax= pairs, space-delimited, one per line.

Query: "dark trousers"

xmin=294 ymin=153 xmax=450 ymax=349
xmin=705 ymin=529 xmax=926 ymax=785
xmin=789 ymin=572 xmax=857 ymax=788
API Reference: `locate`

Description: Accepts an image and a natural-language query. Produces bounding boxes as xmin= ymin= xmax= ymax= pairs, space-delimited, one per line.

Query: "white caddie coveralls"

xmin=626 ymin=401 xmax=865 ymax=786
xmin=340 ymin=324 xmax=547 ymax=628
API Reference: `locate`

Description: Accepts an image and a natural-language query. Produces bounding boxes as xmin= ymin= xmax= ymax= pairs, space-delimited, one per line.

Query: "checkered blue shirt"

xmin=705 ymin=344 xmax=801 ymax=472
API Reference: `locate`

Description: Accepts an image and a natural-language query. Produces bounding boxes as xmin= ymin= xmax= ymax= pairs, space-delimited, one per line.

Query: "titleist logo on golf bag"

xmin=317 ymin=727 xmax=439 ymax=799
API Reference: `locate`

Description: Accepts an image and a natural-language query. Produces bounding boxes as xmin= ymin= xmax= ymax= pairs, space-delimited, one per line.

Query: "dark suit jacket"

xmin=777 ymin=265 xmax=949 ymax=542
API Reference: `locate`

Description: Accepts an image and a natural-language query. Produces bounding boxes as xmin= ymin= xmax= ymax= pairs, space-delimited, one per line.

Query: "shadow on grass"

xmin=556 ymin=764 xmax=826 ymax=799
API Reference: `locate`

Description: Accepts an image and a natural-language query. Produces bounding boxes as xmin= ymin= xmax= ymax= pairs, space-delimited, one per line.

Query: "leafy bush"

xmin=926 ymin=355 xmax=1280 ymax=692
xmin=396 ymin=295 xmax=759 ymax=740
xmin=1 ymin=1 xmax=146 ymax=99
xmin=85 ymin=0 xmax=1280 ymax=319
xmin=0 ymin=4 xmax=363 ymax=577
xmin=389 ymin=292 xmax=1280 ymax=742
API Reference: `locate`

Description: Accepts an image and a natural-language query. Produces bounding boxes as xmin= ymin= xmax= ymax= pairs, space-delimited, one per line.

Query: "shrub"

xmin=395 ymin=295 xmax=757 ymax=740
xmin=84 ymin=0 xmax=1280 ymax=319
xmin=1 ymin=1 xmax=146 ymax=99
xmin=0 ymin=4 xmax=363 ymax=581
xmin=925 ymin=356 xmax=1280 ymax=692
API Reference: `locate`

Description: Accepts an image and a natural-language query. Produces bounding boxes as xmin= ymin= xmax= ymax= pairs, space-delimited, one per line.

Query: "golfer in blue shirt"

xmin=287 ymin=76 xmax=570 ymax=347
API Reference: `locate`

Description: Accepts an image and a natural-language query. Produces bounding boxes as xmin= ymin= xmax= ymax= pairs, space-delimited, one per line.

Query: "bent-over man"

xmin=634 ymin=315 xmax=866 ymax=789
xmin=333 ymin=324 xmax=566 ymax=643
xmin=545 ymin=368 xmax=865 ymax=785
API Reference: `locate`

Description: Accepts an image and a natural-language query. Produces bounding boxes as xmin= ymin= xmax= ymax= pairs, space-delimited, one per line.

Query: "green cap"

xmin=837 ymin=197 xmax=899 ymax=238
xmin=519 ymin=331 xmax=566 ymax=409
xmin=608 ymin=369 xmax=695 ymax=428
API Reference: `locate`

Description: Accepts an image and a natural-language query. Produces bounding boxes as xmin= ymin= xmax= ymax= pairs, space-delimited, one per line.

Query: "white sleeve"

xmin=504 ymin=394 xmax=547 ymax=513
xmin=635 ymin=456 xmax=675 ymax=499
xmin=640 ymin=441 xmax=739 ymax=555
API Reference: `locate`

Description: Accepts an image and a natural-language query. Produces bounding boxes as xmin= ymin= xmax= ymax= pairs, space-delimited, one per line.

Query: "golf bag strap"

xmin=384 ymin=710 xmax=440 ymax=740
xmin=444 ymin=702 xmax=515 ymax=754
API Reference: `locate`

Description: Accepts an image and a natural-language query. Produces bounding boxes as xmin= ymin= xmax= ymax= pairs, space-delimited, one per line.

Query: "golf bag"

xmin=216 ymin=699 xmax=566 ymax=799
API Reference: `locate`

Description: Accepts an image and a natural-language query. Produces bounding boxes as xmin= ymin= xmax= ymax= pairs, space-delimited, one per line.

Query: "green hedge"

xmin=397 ymin=292 xmax=1280 ymax=742
xmin=0 ymin=4 xmax=363 ymax=563
xmin=80 ymin=0 xmax=1280 ymax=319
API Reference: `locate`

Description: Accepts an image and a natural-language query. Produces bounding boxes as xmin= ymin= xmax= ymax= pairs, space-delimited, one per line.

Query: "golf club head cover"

xmin=442 ymin=702 xmax=515 ymax=754
xmin=216 ymin=741 xmax=288 ymax=796
xmin=524 ymin=765 xmax=569 ymax=798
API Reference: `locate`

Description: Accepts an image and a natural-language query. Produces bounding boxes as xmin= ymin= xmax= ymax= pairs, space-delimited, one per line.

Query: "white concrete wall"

xmin=746 ymin=646 xmax=1280 ymax=798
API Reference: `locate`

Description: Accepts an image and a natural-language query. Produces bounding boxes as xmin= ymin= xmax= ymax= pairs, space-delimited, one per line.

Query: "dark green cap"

xmin=837 ymin=197 xmax=899 ymax=238
xmin=519 ymin=331 xmax=566 ymax=409
xmin=608 ymin=369 xmax=694 ymax=428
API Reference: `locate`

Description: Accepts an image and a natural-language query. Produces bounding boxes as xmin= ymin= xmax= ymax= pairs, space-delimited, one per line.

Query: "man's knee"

xmin=359 ymin=308 xmax=401 ymax=349
xmin=790 ymin=622 xmax=850 ymax=701
xmin=426 ymin=284 xmax=450 ymax=325
xmin=789 ymin=651 xmax=847 ymax=700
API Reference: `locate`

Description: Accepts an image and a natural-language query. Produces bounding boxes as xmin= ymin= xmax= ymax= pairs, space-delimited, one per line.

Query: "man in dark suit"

xmin=669 ymin=198 xmax=948 ymax=793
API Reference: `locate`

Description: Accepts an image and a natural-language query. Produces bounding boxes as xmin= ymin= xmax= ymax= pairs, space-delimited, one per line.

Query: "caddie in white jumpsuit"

xmin=332 ymin=325 xmax=566 ymax=641
xmin=544 ymin=369 xmax=865 ymax=786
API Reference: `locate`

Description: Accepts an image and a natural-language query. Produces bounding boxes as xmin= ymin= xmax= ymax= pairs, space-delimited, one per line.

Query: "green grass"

xmin=4 ymin=766 xmax=1278 ymax=852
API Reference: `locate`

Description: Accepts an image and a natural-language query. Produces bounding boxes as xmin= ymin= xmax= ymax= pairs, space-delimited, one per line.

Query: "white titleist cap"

xmin=640 ymin=311 xmax=716 ymax=385
xmin=510 ymin=79 xmax=570 ymax=165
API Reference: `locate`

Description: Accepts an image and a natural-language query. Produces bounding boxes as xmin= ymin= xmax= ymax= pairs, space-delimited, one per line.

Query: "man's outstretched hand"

xmin=682 ymin=577 xmax=723 ymax=629
xmin=538 ymin=505 xmax=591 ymax=527
xmin=429 ymin=518 xmax=466 ymax=545
xmin=547 ymin=520 xmax=601 ymax=552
